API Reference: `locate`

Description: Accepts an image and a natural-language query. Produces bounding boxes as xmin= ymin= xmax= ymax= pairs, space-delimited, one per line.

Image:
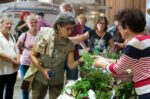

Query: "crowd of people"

xmin=0 ymin=2 xmax=150 ymax=99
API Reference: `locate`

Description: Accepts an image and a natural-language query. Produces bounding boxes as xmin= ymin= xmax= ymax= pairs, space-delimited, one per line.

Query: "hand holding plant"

xmin=93 ymin=56 xmax=110 ymax=69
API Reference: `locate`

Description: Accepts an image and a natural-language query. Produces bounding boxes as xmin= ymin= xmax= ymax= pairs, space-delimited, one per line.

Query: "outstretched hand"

xmin=93 ymin=55 xmax=109 ymax=69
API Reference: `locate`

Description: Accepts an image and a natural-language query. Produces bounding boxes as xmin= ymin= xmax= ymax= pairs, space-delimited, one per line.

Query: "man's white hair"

xmin=59 ymin=2 xmax=74 ymax=12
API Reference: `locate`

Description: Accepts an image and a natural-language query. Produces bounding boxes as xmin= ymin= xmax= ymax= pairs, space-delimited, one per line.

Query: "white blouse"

xmin=0 ymin=32 xmax=19 ymax=75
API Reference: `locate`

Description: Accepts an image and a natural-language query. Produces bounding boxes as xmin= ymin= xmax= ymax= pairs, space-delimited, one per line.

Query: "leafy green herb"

xmin=62 ymin=52 xmax=136 ymax=99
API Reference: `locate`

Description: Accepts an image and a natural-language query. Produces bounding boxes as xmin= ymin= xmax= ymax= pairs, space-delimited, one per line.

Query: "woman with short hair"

xmin=94 ymin=9 xmax=150 ymax=99
xmin=24 ymin=12 xmax=82 ymax=99
xmin=17 ymin=14 xmax=38 ymax=99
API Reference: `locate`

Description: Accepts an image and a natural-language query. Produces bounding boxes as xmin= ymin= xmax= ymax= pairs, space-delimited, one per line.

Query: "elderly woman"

xmin=0 ymin=16 xmax=20 ymax=99
xmin=17 ymin=14 xmax=38 ymax=99
xmin=25 ymin=13 xmax=82 ymax=99
xmin=94 ymin=9 xmax=150 ymax=99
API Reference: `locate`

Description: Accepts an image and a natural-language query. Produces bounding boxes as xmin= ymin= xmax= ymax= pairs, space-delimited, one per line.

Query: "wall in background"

xmin=105 ymin=0 xmax=146 ymax=24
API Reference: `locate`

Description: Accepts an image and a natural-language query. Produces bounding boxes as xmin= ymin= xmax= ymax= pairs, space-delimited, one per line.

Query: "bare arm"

xmin=30 ymin=45 xmax=44 ymax=72
xmin=17 ymin=40 xmax=24 ymax=54
xmin=114 ymin=42 xmax=126 ymax=48
xmin=108 ymin=38 xmax=115 ymax=52
xmin=67 ymin=51 xmax=80 ymax=69
xmin=79 ymin=41 xmax=90 ymax=51
xmin=13 ymin=52 xmax=20 ymax=68
xmin=17 ymin=23 xmax=27 ymax=31
xmin=68 ymin=32 xmax=90 ymax=44
xmin=0 ymin=53 xmax=16 ymax=64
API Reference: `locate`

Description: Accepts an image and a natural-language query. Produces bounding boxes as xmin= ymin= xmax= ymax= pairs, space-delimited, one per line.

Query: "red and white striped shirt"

xmin=106 ymin=34 xmax=150 ymax=95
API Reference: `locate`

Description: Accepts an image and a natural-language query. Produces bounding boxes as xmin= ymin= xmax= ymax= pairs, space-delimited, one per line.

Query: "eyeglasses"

xmin=100 ymin=23 xmax=105 ymax=25
xmin=97 ymin=22 xmax=105 ymax=25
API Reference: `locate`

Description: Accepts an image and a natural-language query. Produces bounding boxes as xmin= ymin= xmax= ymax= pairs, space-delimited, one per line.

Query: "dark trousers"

xmin=64 ymin=56 xmax=79 ymax=80
xmin=0 ymin=72 xmax=17 ymax=99
xmin=139 ymin=93 xmax=150 ymax=99
xmin=20 ymin=64 xmax=29 ymax=99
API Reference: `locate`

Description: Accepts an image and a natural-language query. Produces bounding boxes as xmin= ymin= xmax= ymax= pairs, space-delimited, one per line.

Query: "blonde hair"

xmin=77 ymin=14 xmax=87 ymax=22
xmin=0 ymin=16 xmax=11 ymax=28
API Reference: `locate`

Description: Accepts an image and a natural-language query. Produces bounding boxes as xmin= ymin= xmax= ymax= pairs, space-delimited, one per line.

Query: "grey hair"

xmin=60 ymin=2 xmax=74 ymax=12
xmin=53 ymin=12 xmax=76 ymax=31
xmin=25 ymin=14 xmax=38 ymax=22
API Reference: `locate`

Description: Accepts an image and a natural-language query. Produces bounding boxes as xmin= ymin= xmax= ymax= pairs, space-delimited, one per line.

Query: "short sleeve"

xmin=67 ymin=39 xmax=74 ymax=53
xmin=88 ymin=30 xmax=95 ymax=37
xmin=15 ymin=21 xmax=22 ymax=32
xmin=18 ymin=33 xmax=27 ymax=43
xmin=105 ymin=32 xmax=113 ymax=41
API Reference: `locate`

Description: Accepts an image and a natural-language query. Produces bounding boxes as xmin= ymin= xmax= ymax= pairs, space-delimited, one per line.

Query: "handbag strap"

xmin=97 ymin=33 xmax=106 ymax=46
xmin=23 ymin=32 xmax=27 ymax=48
xmin=10 ymin=34 xmax=16 ymax=43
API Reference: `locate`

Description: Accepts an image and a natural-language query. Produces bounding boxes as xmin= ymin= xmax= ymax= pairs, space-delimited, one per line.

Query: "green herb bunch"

xmin=72 ymin=52 xmax=113 ymax=99
xmin=114 ymin=81 xmax=136 ymax=99
xmin=102 ymin=50 xmax=122 ymax=59
xmin=63 ymin=52 xmax=136 ymax=99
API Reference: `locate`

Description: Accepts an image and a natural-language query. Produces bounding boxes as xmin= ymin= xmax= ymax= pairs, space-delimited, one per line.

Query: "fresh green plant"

xmin=103 ymin=50 xmax=122 ymax=59
xmin=62 ymin=52 xmax=136 ymax=99
xmin=114 ymin=81 xmax=136 ymax=99
xmin=92 ymin=48 xmax=101 ymax=55
xmin=73 ymin=52 xmax=113 ymax=99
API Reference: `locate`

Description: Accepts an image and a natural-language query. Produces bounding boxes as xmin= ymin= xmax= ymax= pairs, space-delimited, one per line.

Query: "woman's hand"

xmin=93 ymin=56 xmax=109 ymax=69
xmin=40 ymin=68 xmax=51 ymax=80
xmin=13 ymin=60 xmax=20 ymax=69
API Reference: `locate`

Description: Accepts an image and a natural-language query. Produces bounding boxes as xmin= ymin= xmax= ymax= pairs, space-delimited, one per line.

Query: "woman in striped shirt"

xmin=94 ymin=8 xmax=150 ymax=99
